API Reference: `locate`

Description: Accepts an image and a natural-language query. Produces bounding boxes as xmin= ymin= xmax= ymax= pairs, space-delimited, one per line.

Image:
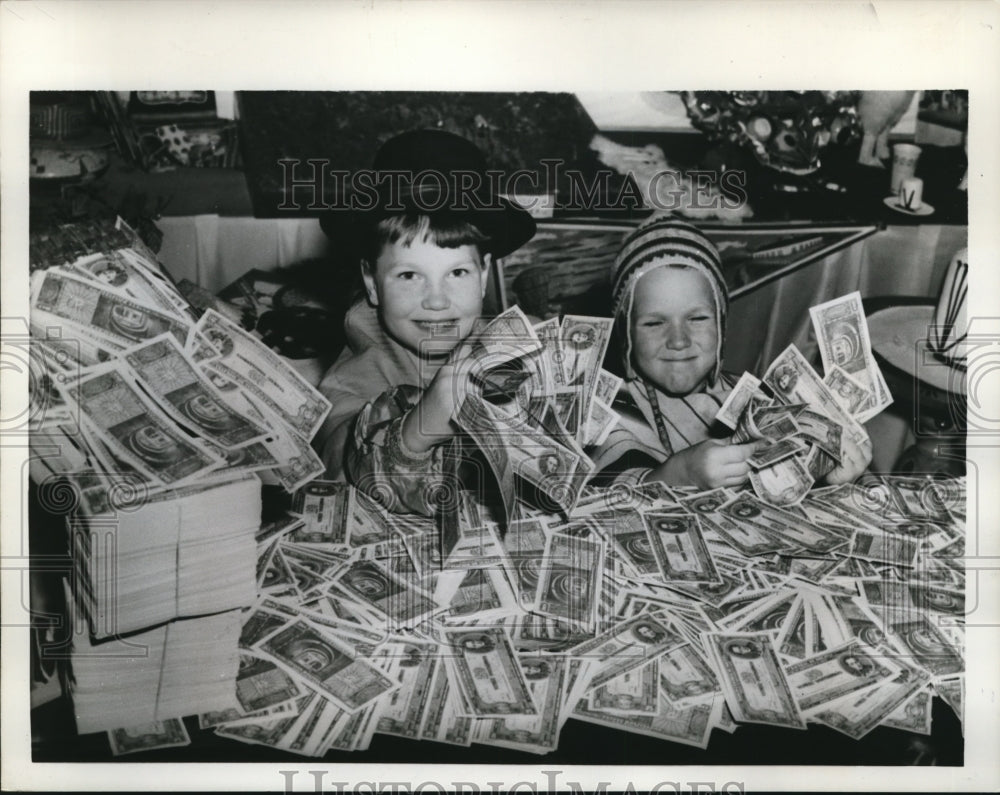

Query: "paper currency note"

xmin=571 ymin=692 xmax=715 ymax=749
xmin=748 ymin=454 xmax=814 ymax=507
xmin=657 ymin=643 xmax=722 ymax=706
xmin=64 ymin=365 xmax=223 ymax=485
xmin=881 ymin=687 xmax=933 ymax=735
xmin=560 ymin=315 xmax=613 ymax=391
xmin=290 ymin=480 xmax=352 ymax=545
xmin=569 ymin=613 xmax=684 ymax=690
xmin=419 ymin=664 xmax=473 ymax=746
xmin=257 ymin=421 xmax=326 ymax=493
xmin=785 ymin=641 xmax=898 ymax=712
xmin=594 ymin=368 xmax=624 ymax=406
xmin=532 ymin=316 xmax=564 ymax=391
xmin=107 ymin=718 xmax=191 ymax=756
xmin=849 ymin=530 xmax=920 ymax=568
xmin=607 ymin=511 xmax=661 ymax=579
xmin=454 ymin=395 xmax=518 ymax=520
xmin=444 ymin=627 xmax=537 ymax=716
xmin=794 ymin=408 xmax=844 ymax=460
xmin=334 ymin=559 xmax=440 ymax=627
xmin=748 ymin=437 xmax=807 ymax=470
xmin=811 ymin=663 xmax=931 ymax=740
xmin=501 ymin=518 xmax=549 ymax=608
xmin=375 ymin=641 xmax=440 ymax=739
xmin=716 ymin=371 xmax=764 ymax=429
xmin=643 ymin=512 xmax=721 ymax=584
xmin=69 ymin=249 xmax=189 ymax=321
xmin=678 ymin=490 xmax=787 ymax=557
xmin=259 ymin=619 xmax=396 ymax=711
xmin=477 ymin=654 xmax=566 ymax=754
xmin=589 ymin=658 xmax=660 ymax=715
xmin=123 ymin=334 xmax=270 ymax=448
xmin=703 ymin=631 xmax=805 ymax=729
xmin=33 ymin=268 xmax=190 ymax=351
xmin=535 ymin=532 xmax=604 ymax=628
xmin=823 ymin=364 xmax=872 ymax=416
xmin=887 ymin=617 xmax=964 ymax=677
xmin=197 ymin=309 xmax=331 ymax=439
xmin=233 ymin=652 xmax=302 ymax=713
xmin=810 ymin=293 xmax=874 ymax=385
xmin=763 ymin=344 xmax=868 ymax=448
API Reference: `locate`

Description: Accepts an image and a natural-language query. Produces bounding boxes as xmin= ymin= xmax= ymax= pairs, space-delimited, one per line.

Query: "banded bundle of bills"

xmin=28 ymin=217 xmax=332 ymax=495
xmin=714 ymin=293 xmax=890 ymax=507
xmin=450 ymin=307 xmax=619 ymax=521
xmin=187 ymin=472 xmax=962 ymax=757
xmin=62 ymin=581 xmax=244 ymax=735
xmin=69 ymin=474 xmax=261 ymax=637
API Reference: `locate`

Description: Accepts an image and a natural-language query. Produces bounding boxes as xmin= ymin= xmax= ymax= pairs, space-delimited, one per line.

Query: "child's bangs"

xmin=375 ymin=213 xmax=490 ymax=254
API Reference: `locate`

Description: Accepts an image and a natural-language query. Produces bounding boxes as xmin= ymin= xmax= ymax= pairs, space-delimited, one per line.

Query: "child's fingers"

xmin=716 ymin=459 xmax=752 ymax=486
xmin=720 ymin=440 xmax=765 ymax=463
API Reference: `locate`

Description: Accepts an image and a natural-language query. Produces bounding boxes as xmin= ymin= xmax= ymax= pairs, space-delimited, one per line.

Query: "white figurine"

xmin=855 ymin=90 xmax=917 ymax=167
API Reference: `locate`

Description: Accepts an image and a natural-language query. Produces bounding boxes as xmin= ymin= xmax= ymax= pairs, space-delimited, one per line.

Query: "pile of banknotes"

xmin=28 ymin=218 xmax=332 ymax=496
xmin=449 ymin=306 xmax=620 ymax=522
xmin=136 ymin=470 xmax=964 ymax=759
xmin=67 ymin=474 xmax=261 ymax=637
xmin=717 ymin=292 xmax=892 ymax=507
xmin=68 ymin=585 xmax=244 ymax=735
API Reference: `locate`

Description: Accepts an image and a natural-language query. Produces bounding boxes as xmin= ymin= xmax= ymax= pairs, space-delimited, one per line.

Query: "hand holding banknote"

xmin=822 ymin=432 xmax=872 ymax=486
xmin=400 ymin=359 xmax=473 ymax=454
xmin=648 ymin=438 xmax=765 ymax=490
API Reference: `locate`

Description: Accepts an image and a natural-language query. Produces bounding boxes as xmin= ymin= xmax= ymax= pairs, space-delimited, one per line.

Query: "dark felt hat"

xmin=320 ymin=129 xmax=536 ymax=259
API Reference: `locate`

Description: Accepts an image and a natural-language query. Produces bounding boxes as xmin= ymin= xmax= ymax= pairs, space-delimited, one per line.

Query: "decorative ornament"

xmin=681 ymin=90 xmax=861 ymax=174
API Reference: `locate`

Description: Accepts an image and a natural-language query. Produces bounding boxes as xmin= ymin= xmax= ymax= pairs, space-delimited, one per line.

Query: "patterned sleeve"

xmin=343 ymin=385 xmax=444 ymax=516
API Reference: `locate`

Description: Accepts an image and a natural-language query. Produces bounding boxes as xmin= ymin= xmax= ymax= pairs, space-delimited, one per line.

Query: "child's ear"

xmin=478 ymin=253 xmax=493 ymax=299
xmin=360 ymin=260 xmax=379 ymax=306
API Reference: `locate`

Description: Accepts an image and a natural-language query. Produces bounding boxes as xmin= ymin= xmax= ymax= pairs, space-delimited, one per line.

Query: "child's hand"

xmin=400 ymin=360 xmax=473 ymax=454
xmin=823 ymin=434 xmax=873 ymax=486
xmin=648 ymin=438 xmax=764 ymax=490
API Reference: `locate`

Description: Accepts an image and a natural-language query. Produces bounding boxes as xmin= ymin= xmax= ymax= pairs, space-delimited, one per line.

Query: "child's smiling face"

xmin=363 ymin=237 xmax=491 ymax=359
xmin=630 ymin=264 xmax=719 ymax=396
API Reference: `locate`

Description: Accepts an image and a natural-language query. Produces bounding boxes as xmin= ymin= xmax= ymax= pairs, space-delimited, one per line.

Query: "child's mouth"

xmin=414 ymin=319 xmax=460 ymax=336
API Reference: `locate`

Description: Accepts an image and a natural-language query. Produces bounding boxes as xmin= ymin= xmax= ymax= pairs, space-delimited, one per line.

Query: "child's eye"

xmin=689 ymin=315 xmax=711 ymax=322
xmin=396 ymin=271 xmax=418 ymax=281
xmin=450 ymin=267 xmax=471 ymax=277
xmin=640 ymin=320 xmax=663 ymax=328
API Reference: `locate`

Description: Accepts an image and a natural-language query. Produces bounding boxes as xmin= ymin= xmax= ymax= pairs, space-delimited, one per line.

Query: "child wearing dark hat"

xmin=314 ymin=130 xmax=536 ymax=514
xmin=590 ymin=213 xmax=871 ymax=490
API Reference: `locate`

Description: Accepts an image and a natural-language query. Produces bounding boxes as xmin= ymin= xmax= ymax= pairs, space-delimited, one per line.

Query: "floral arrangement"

xmin=680 ymin=91 xmax=861 ymax=174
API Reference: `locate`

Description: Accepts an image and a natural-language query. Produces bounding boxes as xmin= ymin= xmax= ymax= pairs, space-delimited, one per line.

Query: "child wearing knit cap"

xmin=590 ymin=214 xmax=871 ymax=490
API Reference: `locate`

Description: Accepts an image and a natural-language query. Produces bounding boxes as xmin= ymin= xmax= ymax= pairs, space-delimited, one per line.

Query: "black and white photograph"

xmin=2 ymin=2 xmax=999 ymax=793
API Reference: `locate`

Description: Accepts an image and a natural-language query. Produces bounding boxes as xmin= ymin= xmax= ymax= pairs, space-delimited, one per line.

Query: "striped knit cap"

xmin=610 ymin=214 xmax=729 ymax=384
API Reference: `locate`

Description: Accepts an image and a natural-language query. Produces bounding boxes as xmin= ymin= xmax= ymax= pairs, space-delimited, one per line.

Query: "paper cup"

xmin=890 ymin=143 xmax=922 ymax=193
xmin=899 ymin=177 xmax=924 ymax=210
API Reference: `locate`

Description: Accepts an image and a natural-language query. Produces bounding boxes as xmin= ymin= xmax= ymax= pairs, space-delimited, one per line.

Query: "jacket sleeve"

xmin=343 ymin=385 xmax=445 ymax=516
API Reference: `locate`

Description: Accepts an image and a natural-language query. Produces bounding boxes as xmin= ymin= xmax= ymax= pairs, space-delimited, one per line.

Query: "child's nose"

xmin=664 ymin=322 xmax=690 ymax=349
xmin=421 ymin=280 xmax=451 ymax=311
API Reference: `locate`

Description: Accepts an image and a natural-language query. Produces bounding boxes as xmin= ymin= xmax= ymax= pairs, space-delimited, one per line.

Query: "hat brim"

xmin=320 ymin=196 xmax=536 ymax=261
xmin=868 ymin=304 xmax=966 ymax=396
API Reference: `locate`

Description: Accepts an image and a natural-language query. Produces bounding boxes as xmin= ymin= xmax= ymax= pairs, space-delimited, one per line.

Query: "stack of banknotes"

xmin=127 ymin=470 xmax=963 ymax=759
xmin=28 ymin=218 xmax=333 ymax=496
xmin=66 ymin=580 xmax=244 ymax=735
xmin=67 ymin=474 xmax=261 ymax=637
